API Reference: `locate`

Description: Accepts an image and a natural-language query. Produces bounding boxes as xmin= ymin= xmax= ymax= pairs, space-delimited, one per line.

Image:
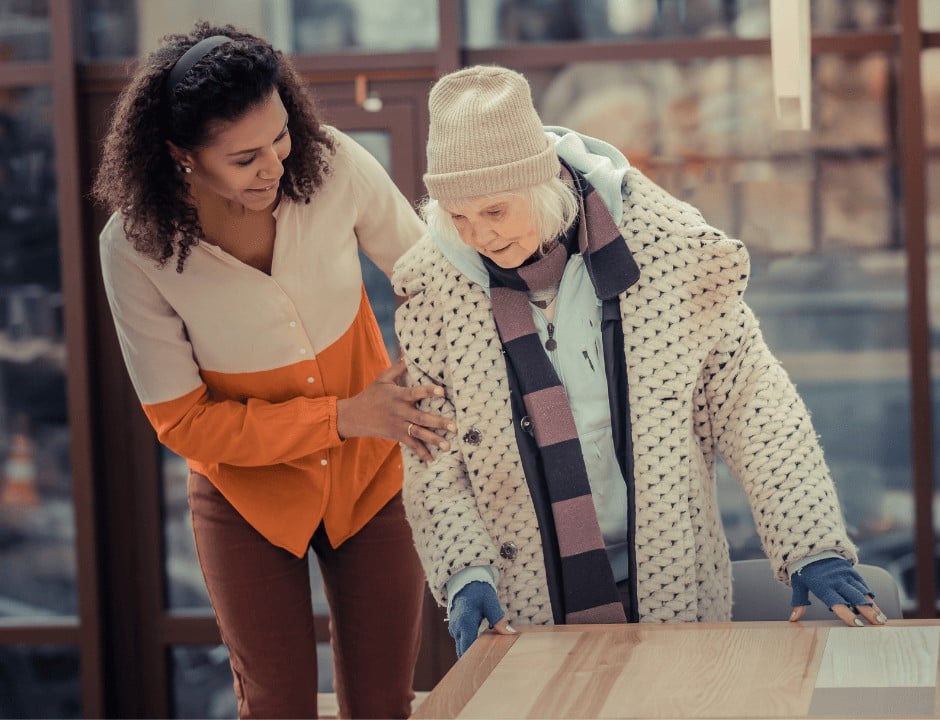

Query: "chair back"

xmin=731 ymin=558 xmax=902 ymax=621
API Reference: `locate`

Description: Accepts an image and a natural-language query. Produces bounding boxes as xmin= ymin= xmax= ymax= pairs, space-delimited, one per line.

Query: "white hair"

xmin=421 ymin=176 xmax=579 ymax=254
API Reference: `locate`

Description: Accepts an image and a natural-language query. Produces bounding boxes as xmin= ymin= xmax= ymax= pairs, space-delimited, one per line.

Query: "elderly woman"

xmin=392 ymin=65 xmax=887 ymax=658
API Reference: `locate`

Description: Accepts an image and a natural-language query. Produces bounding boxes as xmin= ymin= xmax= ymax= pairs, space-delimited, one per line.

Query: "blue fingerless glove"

xmin=790 ymin=557 xmax=874 ymax=610
xmin=448 ymin=581 xmax=505 ymax=658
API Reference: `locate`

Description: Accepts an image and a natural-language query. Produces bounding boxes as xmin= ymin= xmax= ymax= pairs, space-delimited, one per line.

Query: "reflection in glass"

xmin=172 ymin=643 xmax=334 ymax=718
xmin=80 ymin=0 xmax=438 ymax=60
xmin=0 ymin=86 xmax=75 ymax=619
xmin=79 ymin=0 xmax=137 ymax=60
xmin=536 ymin=54 xmax=913 ymax=604
xmin=462 ymin=0 xmax=894 ymax=48
xmin=162 ymin=449 xmax=209 ymax=612
xmin=292 ymin=0 xmax=438 ymax=52
xmin=0 ymin=645 xmax=80 ymax=718
xmin=172 ymin=645 xmax=235 ymax=720
xmin=0 ymin=0 xmax=50 ymax=61
xmin=347 ymin=131 xmax=398 ymax=356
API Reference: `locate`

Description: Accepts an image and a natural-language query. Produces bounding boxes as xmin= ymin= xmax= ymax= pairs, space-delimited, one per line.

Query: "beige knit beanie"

xmin=424 ymin=65 xmax=560 ymax=202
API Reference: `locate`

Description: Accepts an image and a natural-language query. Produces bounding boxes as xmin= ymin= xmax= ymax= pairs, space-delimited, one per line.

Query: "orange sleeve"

xmin=143 ymin=384 xmax=343 ymax=467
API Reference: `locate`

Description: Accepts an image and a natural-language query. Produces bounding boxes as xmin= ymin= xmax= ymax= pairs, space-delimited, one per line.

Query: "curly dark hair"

xmin=93 ymin=21 xmax=334 ymax=272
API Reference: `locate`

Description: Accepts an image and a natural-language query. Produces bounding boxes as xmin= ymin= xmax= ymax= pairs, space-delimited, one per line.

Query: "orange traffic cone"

xmin=1 ymin=431 xmax=40 ymax=507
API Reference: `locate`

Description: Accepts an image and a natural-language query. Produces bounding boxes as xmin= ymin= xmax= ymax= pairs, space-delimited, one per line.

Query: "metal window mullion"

xmin=898 ymin=0 xmax=937 ymax=619
xmin=49 ymin=0 xmax=106 ymax=716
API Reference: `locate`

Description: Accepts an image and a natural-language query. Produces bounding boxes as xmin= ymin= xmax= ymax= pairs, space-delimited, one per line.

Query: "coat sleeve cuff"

xmin=786 ymin=550 xmax=844 ymax=578
xmin=445 ymin=565 xmax=498 ymax=618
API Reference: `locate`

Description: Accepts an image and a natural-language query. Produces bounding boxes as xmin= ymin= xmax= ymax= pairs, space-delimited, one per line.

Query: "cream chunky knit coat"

xmin=392 ymin=167 xmax=856 ymax=625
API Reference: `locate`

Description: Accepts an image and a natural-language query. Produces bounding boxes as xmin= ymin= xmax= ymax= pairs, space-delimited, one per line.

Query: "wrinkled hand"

xmin=336 ymin=359 xmax=455 ymax=463
xmin=789 ymin=558 xmax=887 ymax=627
xmin=449 ymin=582 xmax=514 ymax=658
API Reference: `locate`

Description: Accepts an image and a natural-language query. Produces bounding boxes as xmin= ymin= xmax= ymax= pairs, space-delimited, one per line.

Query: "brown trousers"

xmin=188 ymin=471 xmax=425 ymax=719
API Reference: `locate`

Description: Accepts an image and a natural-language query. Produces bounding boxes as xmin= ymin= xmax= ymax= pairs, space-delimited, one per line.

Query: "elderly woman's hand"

xmin=335 ymin=359 xmax=455 ymax=463
xmin=789 ymin=558 xmax=888 ymax=626
xmin=449 ymin=581 xmax=515 ymax=658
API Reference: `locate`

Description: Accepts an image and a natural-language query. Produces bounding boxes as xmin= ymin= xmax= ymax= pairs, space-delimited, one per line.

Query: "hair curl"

xmin=93 ymin=21 xmax=334 ymax=272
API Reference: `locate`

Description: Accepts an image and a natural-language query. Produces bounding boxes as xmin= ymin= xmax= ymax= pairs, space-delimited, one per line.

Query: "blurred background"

xmin=0 ymin=0 xmax=937 ymax=717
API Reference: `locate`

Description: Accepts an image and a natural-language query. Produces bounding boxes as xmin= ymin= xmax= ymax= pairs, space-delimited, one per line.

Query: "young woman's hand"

xmin=335 ymin=359 xmax=455 ymax=463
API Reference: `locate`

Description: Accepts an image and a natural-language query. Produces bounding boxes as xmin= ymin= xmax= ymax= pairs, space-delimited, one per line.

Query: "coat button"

xmin=499 ymin=541 xmax=517 ymax=560
xmin=520 ymin=416 xmax=533 ymax=434
xmin=462 ymin=428 xmax=482 ymax=445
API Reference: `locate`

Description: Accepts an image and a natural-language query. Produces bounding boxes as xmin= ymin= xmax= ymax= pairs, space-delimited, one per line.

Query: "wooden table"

xmin=412 ymin=620 xmax=940 ymax=719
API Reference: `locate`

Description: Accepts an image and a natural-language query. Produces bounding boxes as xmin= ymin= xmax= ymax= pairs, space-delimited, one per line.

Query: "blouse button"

xmin=307 ymin=377 xmax=315 ymax=384
xmin=320 ymin=459 xmax=328 ymax=466
xmin=299 ymin=348 xmax=307 ymax=355
xmin=499 ymin=541 xmax=518 ymax=560
xmin=289 ymin=321 xmax=297 ymax=328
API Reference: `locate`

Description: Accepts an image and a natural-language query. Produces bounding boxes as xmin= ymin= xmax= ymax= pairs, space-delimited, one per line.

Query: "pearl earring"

xmin=182 ymin=166 xmax=192 ymax=174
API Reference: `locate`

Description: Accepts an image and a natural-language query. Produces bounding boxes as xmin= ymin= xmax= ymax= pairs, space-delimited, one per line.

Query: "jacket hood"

xmin=430 ymin=126 xmax=631 ymax=290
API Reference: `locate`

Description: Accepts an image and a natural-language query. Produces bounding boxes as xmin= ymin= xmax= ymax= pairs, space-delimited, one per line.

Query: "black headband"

xmin=167 ymin=35 xmax=232 ymax=93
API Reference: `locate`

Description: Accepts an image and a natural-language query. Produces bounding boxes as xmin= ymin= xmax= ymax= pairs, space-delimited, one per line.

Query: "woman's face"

xmin=442 ymin=193 xmax=540 ymax=268
xmin=175 ymin=89 xmax=291 ymax=211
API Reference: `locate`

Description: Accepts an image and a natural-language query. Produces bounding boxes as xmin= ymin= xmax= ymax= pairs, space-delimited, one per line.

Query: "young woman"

xmin=393 ymin=65 xmax=886 ymax=658
xmin=93 ymin=22 xmax=452 ymax=718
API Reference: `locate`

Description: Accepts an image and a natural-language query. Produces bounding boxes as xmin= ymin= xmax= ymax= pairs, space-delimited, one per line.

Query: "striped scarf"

xmin=484 ymin=165 xmax=639 ymax=623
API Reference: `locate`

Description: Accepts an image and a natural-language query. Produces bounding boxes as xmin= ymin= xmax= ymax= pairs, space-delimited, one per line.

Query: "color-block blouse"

xmin=100 ymin=129 xmax=424 ymax=556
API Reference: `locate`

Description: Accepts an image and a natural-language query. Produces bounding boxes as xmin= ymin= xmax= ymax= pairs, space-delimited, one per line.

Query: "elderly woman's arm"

xmin=398 ymin=388 xmax=501 ymax=609
xmin=700 ymin=298 xmax=888 ymax=625
xmin=702 ymin=299 xmax=856 ymax=576
xmin=398 ymin=385 xmax=515 ymax=655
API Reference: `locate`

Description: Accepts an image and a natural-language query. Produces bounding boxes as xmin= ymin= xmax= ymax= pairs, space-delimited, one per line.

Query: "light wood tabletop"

xmin=411 ymin=619 xmax=940 ymax=719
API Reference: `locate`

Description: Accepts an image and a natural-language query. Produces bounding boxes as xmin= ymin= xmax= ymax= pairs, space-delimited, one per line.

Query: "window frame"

xmin=0 ymin=1 xmax=934 ymax=716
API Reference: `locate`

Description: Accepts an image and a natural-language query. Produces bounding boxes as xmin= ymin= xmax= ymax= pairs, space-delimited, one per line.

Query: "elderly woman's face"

xmin=443 ymin=193 xmax=540 ymax=268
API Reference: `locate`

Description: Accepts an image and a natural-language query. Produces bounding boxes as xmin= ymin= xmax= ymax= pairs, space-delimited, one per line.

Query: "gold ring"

xmin=407 ymin=422 xmax=415 ymax=438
